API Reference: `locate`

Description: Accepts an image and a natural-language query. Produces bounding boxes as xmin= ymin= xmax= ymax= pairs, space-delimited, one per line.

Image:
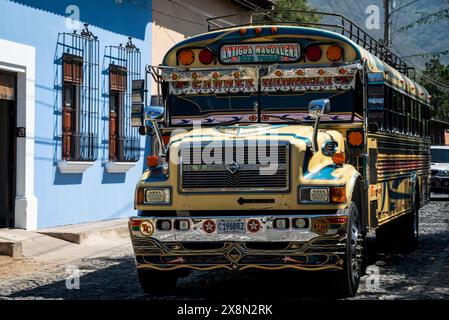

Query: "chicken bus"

xmin=128 ymin=11 xmax=431 ymax=297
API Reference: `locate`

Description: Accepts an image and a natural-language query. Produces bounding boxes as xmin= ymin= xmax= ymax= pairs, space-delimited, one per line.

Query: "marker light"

xmin=178 ymin=49 xmax=194 ymax=66
xmin=274 ymin=218 xmax=289 ymax=229
xmin=157 ymin=219 xmax=172 ymax=231
xmin=293 ymin=218 xmax=308 ymax=229
xmin=327 ymin=217 xmax=348 ymax=224
xmin=176 ymin=220 xmax=190 ymax=231
xmin=199 ymin=48 xmax=214 ymax=65
xmin=305 ymin=45 xmax=322 ymax=62
xmin=147 ymin=155 xmax=159 ymax=168
xmin=348 ymin=130 xmax=364 ymax=148
xmin=332 ymin=153 xmax=346 ymax=165
xmin=326 ymin=45 xmax=343 ymax=61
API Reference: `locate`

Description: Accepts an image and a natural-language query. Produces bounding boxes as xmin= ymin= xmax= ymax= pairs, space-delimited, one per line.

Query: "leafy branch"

xmin=395 ymin=8 xmax=449 ymax=33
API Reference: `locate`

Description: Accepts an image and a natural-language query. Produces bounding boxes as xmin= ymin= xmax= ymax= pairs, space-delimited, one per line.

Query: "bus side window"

xmin=384 ymin=86 xmax=392 ymax=132
xmin=398 ymin=93 xmax=403 ymax=134
xmin=411 ymin=99 xmax=416 ymax=135
xmin=419 ymin=103 xmax=424 ymax=137
xmin=405 ymin=96 xmax=411 ymax=135
xmin=392 ymin=89 xmax=397 ymax=133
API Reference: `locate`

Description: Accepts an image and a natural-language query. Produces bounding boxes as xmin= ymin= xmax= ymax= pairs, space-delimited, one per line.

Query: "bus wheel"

xmin=137 ymin=269 xmax=180 ymax=294
xmin=331 ymin=202 xmax=364 ymax=298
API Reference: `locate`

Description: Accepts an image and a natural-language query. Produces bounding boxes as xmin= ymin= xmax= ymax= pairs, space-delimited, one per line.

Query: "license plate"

xmin=217 ymin=219 xmax=245 ymax=234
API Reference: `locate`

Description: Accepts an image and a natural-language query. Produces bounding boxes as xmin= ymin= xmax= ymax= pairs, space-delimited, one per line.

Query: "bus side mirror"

xmin=309 ymin=99 xmax=330 ymax=152
xmin=308 ymin=98 xmax=330 ymax=118
xmin=145 ymin=106 xmax=165 ymax=122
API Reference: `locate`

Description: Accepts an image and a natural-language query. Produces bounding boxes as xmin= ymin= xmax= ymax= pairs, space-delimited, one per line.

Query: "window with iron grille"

xmin=59 ymin=26 xmax=99 ymax=162
xmin=106 ymin=40 xmax=141 ymax=162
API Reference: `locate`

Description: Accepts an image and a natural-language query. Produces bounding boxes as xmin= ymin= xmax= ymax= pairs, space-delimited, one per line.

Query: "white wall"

xmin=0 ymin=39 xmax=37 ymax=230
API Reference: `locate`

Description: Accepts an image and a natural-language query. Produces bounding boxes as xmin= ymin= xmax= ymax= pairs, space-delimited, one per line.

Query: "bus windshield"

xmin=165 ymin=65 xmax=362 ymax=126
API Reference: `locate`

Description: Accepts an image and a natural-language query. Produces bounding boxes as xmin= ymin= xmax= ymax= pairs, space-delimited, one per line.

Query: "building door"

xmin=0 ymin=71 xmax=16 ymax=228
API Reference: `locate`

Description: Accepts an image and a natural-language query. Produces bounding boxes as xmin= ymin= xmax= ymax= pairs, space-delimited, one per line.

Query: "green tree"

xmin=420 ymin=58 xmax=449 ymax=120
xmin=254 ymin=0 xmax=320 ymax=24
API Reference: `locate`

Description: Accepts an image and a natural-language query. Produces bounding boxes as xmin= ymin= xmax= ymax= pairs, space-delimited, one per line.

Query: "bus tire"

xmin=330 ymin=202 xmax=364 ymax=298
xmin=137 ymin=269 xmax=180 ymax=294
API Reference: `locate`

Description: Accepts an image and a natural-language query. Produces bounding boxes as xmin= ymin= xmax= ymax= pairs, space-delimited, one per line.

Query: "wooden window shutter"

xmin=109 ymin=65 xmax=127 ymax=92
xmin=63 ymin=53 xmax=83 ymax=84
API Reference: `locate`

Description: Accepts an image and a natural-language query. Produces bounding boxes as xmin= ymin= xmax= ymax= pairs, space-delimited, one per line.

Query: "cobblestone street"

xmin=1 ymin=200 xmax=449 ymax=300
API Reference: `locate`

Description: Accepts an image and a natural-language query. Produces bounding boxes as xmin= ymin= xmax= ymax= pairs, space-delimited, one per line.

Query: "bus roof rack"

xmin=207 ymin=10 xmax=415 ymax=79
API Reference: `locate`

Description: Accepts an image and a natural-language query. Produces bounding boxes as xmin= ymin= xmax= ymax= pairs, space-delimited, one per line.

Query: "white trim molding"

xmin=104 ymin=161 xmax=137 ymax=173
xmin=57 ymin=161 xmax=95 ymax=174
xmin=0 ymin=39 xmax=37 ymax=230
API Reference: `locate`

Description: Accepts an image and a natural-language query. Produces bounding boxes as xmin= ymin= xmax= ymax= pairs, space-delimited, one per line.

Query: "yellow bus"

xmin=128 ymin=11 xmax=431 ymax=297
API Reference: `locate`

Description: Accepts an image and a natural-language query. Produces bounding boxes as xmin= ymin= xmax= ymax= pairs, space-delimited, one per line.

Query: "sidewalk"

xmin=0 ymin=218 xmax=129 ymax=259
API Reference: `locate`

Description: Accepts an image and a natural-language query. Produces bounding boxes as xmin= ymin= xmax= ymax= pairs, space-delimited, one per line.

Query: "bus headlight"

xmin=144 ymin=187 xmax=171 ymax=205
xmin=299 ymin=187 xmax=329 ymax=203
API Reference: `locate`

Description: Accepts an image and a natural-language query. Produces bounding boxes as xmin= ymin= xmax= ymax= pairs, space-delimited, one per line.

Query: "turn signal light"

xmin=326 ymin=45 xmax=343 ymax=61
xmin=147 ymin=155 xmax=159 ymax=168
xmin=330 ymin=187 xmax=347 ymax=203
xmin=178 ymin=49 xmax=195 ymax=66
xmin=199 ymin=48 xmax=214 ymax=65
xmin=305 ymin=45 xmax=322 ymax=62
xmin=136 ymin=188 xmax=144 ymax=205
xmin=332 ymin=152 xmax=346 ymax=165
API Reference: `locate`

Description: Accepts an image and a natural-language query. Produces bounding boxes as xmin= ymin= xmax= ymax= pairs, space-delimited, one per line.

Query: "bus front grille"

xmin=180 ymin=142 xmax=290 ymax=192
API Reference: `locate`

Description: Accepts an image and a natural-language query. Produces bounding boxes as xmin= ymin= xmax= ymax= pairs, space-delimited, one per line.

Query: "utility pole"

xmin=383 ymin=0 xmax=391 ymax=49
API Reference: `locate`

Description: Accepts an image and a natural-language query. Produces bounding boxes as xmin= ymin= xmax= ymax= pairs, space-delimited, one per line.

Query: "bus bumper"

xmin=129 ymin=214 xmax=348 ymax=272
xmin=431 ymin=176 xmax=449 ymax=193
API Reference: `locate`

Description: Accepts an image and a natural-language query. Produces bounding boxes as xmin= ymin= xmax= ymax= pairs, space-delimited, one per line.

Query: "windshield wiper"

xmin=264 ymin=115 xmax=306 ymax=124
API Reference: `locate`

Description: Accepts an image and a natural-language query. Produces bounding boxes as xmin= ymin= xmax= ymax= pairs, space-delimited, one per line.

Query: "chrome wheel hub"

xmin=349 ymin=216 xmax=362 ymax=281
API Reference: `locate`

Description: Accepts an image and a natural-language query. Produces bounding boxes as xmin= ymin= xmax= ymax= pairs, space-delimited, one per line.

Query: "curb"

xmin=39 ymin=219 xmax=129 ymax=245
xmin=0 ymin=239 xmax=22 ymax=258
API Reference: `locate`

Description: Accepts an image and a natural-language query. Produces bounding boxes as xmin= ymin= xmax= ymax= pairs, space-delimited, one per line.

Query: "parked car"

xmin=430 ymin=146 xmax=449 ymax=194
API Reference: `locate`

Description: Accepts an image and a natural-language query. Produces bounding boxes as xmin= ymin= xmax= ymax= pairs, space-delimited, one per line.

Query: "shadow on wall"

xmin=10 ymin=0 xmax=151 ymax=40
xmin=54 ymin=172 xmax=83 ymax=185
xmin=102 ymin=171 xmax=126 ymax=184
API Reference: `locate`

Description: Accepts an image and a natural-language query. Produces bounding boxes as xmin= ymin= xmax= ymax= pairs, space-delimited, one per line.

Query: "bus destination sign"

xmin=220 ymin=43 xmax=301 ymax=64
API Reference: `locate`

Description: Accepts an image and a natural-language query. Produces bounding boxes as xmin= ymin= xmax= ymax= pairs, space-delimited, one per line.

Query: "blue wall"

xmin=0 ymin=0 xmax=152 ymax=228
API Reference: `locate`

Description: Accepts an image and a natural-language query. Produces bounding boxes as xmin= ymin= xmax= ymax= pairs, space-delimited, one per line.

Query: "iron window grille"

xmin=105 ymin=38 xmax=141 ymax=162
xmin=58 ymin=25 xmax=100 ymax=162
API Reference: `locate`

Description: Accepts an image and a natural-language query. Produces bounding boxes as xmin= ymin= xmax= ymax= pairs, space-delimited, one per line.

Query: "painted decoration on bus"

xmin=163 ymin=68 xmax=258 ymax=95
xmin=220 ymin=43 xmax=301 ymax=64
xmin=261 ymin=64 xmax=359 ymax=92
